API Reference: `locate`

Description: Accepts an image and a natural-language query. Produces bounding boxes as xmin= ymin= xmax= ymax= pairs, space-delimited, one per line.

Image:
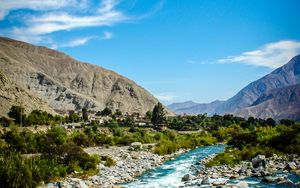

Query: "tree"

xmin=265 ymin=118 xmax=276 ymax=127
xmin=114 ymin=109 xmax=122 ymax=117
xmin=279 ymin=119 xmax=295 ymax=126
xmin=82 ymin=108 xmax=89 ymax=122
xmin=8 ymin=106 xmax=26 ymax=126
xmin=145 ymin=111 xmax=152 ymax=120
xmin=151 ymin=102 xmax=165 ymax=128
xmin=101 ymin=107 xmax=112 ymax=116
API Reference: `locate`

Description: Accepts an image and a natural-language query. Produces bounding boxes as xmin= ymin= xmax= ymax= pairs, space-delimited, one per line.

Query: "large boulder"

xmin=201 ymin=177 xmax=212 ymax=185
xmin=252 ymin=155 xmax=266 ymax=168
xmin=236 ymin=181 xmax=249 ymax=188
xmin=181 ymin=174 xmax=194 ymax=182
xmin=130 ymin=142 xmax=143 ymax=151
xmin=285 ymin=162 xmax=297 ymax=170
xmin=277 ymin=179 xmax=295 ymax=186
xmin=261 ymin=176 xmax=279 ymax=183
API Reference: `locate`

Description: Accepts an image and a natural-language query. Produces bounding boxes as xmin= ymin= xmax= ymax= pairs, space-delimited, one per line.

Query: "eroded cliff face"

xmin=0 ymin=37 xmax=171 ymax=116
xmin=0 ymin=70 xmax=54 ymax=116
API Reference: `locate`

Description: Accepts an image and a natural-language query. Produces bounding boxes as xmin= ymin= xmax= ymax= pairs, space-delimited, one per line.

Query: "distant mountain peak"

xmin=168 ymin=55 xmax=300 ymax=120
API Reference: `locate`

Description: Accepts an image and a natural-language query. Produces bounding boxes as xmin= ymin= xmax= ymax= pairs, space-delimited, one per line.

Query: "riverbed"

xmin=122 ymin=145 xmax=300 ymax=188
xmin=122 ymin=145 xmax=225 ymax=188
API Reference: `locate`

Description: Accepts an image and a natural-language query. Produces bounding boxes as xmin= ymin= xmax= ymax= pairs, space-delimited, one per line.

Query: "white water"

xmin=123 ymin=145 xmax=225 ymax=188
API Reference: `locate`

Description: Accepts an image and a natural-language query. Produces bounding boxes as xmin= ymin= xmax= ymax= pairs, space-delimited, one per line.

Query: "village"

xmin=54 ymin=107 xmax=153 ymax=130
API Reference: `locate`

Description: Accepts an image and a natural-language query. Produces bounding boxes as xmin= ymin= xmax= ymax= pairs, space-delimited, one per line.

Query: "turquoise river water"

xmin=123 ymin=145 xmax=300 ymax=188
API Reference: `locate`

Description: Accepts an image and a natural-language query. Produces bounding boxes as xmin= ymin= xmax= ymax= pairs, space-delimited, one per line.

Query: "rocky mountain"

xmin=234 ymin=84 xmax=300 ymax=121
xmin=168 ymin=55 xmax=300 ymax=120
xmin=0 ymin=37 xmax=171 ymax=116
xmin=168 ymin=100 xmax=224 ymax=115
xmin=167 ymin=101 xmax=199 ymax=112
xmin=0 ymin=70 xmax=55 ymax=116
xmin=215 ymin=54 xmax=300 ymax=115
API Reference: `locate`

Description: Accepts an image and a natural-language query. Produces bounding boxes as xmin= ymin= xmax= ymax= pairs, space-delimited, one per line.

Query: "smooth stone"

xmin=236 ymin=181 xmax=249 ymax=188
xmin=212 ymin=180 xmax=227 ymax=186
xmin=277 ymin=179 xmax=295 ymax=186
xmin=261 ymin=176 xmax=278 ymax=183
xmin=252 ymin=155 xmax=266 ymax=168
xmin=201 ymin=177 xmax=212 ymax=185
xmin=181 ymin=174 xmax=194 ymax=182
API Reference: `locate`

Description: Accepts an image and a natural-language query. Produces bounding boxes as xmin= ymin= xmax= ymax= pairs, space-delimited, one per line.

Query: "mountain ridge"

xmin=0 ymin=37 xmax=173 ymax=116
xmin=168 ymin=55 xmax=300 ymax=120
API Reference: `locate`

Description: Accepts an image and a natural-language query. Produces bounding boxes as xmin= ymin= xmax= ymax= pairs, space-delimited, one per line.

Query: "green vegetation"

xmin=0 ymin=126 xmax=100 ymax=187
xmin=154 ymin=131 xmax=217 ymax=155
xmin=6 ymin=105 xmax=80 ymax=127
xmin=101 ymin=156 xmax=116 ymax=167
xmin=151 ymin=102 xmax=166 ymax=129
xmin=206 ymin=122 xmax=300 ymax=167
xmin=0 ymin=105 xmax=299 ymax=187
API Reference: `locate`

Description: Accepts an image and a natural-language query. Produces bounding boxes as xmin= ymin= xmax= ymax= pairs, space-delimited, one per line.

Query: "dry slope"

xmin=0 ymin=37 xmax=170 ymax=116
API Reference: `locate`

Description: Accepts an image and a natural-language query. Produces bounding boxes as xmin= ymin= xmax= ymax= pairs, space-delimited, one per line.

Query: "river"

xmin=123 ymin=144 xmax=300 ymax=188
xmin=123 ymin=145 xmax=225 ymax=188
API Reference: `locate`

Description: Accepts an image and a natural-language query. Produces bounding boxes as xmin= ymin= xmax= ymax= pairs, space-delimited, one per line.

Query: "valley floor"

xmin=43 ymin=145 xmax=188 ymax=188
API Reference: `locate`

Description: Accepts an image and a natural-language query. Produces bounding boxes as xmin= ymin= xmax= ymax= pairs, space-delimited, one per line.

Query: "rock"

xmin=236 ymin=181 xmax=249 ymax=188
xmin=201 ymin=177 xmax=212 ymax=185
xmin=116 ymin=161 xmax=124 ymax=166
xmin=44 ymin=183 xmax=56 ymax=188
xmin=75 ymin=179 xmax=88 ymax=188
xmin=130 ymin=142 xmax=143 ymax=150
xmin=260 ymin=170 xmax=270 ymax=177
xmin=212 ymin=180 xmax=227 ymax=186
xmin=285 ymin=162 xmax=297 ymax=170
xmin=261 ymin=176 xmax=278 ymax=183
xmin=238 ymin=167 xmax=247 ymax=174
xmin=277 ymin=179 xmax=295 ymax=186
xmin=252 ymin=155 xmax=266 ymax=168
xmin=181 ymin=174 xmax=194 ymax=181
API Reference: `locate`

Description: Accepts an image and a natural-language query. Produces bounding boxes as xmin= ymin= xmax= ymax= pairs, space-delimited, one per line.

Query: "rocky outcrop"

xmin=0 ymin=70 xmax=54 ymax=116
xmin=0 ymin=37 xmax=172 ymax=116
xmin=234 ymin=84 xmax=300 ymax=120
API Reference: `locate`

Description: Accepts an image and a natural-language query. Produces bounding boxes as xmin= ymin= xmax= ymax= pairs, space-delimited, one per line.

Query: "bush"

xmin=101 ymin=156 xmax=116 ymax=167
xmin=154 ymin=140 xmax=178 ymax=155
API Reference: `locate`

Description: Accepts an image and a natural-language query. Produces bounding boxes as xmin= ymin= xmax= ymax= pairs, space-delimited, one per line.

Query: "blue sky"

xmin=1 ymin=0 xmax=300 ymax=104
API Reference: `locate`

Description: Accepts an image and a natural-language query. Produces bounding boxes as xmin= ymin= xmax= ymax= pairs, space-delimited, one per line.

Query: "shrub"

xmin=101 ymin=156 xmax=116 ymax=167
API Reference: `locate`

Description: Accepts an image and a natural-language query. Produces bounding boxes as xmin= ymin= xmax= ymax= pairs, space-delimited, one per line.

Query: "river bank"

xmin=180 ymin=153 xmax=300 ymax=187
xmin=43 ymin=143 xmax=189 ymax=188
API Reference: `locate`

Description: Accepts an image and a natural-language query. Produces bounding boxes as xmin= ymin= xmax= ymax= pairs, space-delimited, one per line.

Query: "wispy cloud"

xmin=0 ymin=0 xmax=85 ymax=20
xmin=186 ymin=59 xmax=214 ymax=65
xmin=155 ymin=92 xmax=177 ymax=104
xmin=52 ymin=36 xmax=96 ymax=49
xmin=1 ymin=0 xmax=163 ymax=47
xmin=51 ymin=31 xmax=113 ymax=49
xmin=218 ymin=40 xmax=300 ymax=68
xmin=7 ymin=0 xmax=126 ymax=43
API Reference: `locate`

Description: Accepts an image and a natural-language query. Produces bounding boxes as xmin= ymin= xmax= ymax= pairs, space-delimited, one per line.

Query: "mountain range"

xmin=0 ymin=37 xmax=172 ymax=117
xmin=168 ymin=55 xmax=300 ymax=120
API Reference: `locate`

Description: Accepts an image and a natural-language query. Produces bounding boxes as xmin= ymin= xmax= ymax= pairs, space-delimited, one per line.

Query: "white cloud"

xmin=8 ymin=0 xmax=126 ymax=42
xmin=56 ymin=36 xmax=96 ymax=49
xmin=155 ymin=92 xmax=177 ymax=104
xmin=0 ymin=0 xmax=84 ymax=20
xmin=51 ymin=31 xmax=113 ymax=49
xmin=218 ymin=40 xmax=300 ymax=68
xmin=1 ymin=0 xmax=163 ymax=47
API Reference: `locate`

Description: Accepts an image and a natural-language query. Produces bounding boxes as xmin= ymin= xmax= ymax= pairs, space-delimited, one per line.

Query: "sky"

xmin=1 ymin=0 xmax=300 ymax=104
